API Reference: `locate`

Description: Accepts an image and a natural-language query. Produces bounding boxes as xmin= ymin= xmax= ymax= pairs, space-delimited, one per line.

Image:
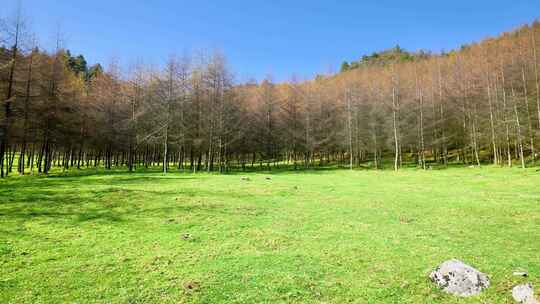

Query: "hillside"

xmin=1 ymin=19 xmax=540 ymax=176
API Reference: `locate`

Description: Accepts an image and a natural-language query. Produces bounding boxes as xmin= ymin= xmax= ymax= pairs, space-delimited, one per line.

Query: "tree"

xmin=2 ymin=18 xmax=540 ymax=176
xmin=340 ymin=61 xmax=350 ymax=73
xmin=0 ymin=5 xmax=26 ymax=177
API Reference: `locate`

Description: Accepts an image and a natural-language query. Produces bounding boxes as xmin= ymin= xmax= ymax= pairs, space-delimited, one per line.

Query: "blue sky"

xmin=3 ymin=0 xmax=540 ymax=82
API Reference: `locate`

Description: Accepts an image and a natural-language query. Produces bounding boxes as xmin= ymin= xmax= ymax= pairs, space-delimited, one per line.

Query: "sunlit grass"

xmin=1 ymin=166 xmax=539 ymax=303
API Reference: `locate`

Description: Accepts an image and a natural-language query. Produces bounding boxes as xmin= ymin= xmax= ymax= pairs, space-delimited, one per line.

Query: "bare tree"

xmin=0 ymin=5 xmax=26 ymax=177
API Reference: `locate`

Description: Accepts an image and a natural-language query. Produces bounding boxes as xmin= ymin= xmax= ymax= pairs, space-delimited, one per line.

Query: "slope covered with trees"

xmin=340 ymin=45 xmax=428 ymax=72
xmin=1 ymin=11 xmax=540 ymax=176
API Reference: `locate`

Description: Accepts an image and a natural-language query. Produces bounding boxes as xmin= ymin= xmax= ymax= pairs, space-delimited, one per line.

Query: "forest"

xmin=1 ymin=13 xmax=540 ymax=177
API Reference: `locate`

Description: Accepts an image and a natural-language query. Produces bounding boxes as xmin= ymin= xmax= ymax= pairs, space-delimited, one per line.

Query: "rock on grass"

xmin=512 ymin=283 xmax=539 ymax=304
xmin=429 ymin=259 xmax=490 ymax=297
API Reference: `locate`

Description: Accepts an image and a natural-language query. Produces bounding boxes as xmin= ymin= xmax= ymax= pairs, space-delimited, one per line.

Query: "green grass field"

xmin=1 ymin=167 xmax=539 ymax=303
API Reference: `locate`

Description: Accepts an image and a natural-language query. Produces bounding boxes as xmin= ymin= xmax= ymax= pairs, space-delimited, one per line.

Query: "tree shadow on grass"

xmin=0 ymin=199 xmax=250 ymax=228
xmin=0 ymin=174 xmax=198 ymax=196
xmin=1 ymin=208 xmax=125 ymax=223
xmin=0 ymin=176 xmax=269 ymax=229
xmin=8 ymin=164 xmax=367 ymax=178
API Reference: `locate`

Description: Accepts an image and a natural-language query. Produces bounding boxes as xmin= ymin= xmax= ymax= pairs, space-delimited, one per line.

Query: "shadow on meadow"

xmin=0 ymin=173 xmax=269 ymax=228
xmin=41 ymin=166 xmax=353 ymax=177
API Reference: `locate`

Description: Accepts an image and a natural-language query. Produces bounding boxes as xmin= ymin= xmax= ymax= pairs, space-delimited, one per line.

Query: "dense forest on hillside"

xmin=1 ymin=11 xmax=540 ymax=176
xmin=339 ymin=45 xmax=430 ymax=72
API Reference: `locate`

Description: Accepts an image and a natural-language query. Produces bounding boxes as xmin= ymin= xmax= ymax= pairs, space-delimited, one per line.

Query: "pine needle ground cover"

xmin=1 ymin=167 xmax=539 ymax=303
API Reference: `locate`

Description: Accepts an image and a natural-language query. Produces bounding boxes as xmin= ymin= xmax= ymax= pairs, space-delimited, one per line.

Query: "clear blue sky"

xmin=3 ymin=0 xmax=540 ymax=82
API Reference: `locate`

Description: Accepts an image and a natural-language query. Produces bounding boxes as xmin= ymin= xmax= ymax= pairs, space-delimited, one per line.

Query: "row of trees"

xmin=333 ymin=23 xmax=540 ymax=171
xmin=1 ymin=11 xmax=540 ymax=176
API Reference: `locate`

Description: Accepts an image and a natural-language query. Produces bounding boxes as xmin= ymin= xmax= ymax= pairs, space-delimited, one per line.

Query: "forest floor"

xmin=0 ymin=166 xmax=539 ymax=303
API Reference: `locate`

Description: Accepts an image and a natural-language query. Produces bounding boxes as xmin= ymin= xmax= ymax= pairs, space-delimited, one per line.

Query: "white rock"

xmin=513 ymin=271 xmax=529 ymax=277
xmin=512 ymin=284 xmax=539 ymax=304
xmin=429 ymin=259 xmax=490 ymax=297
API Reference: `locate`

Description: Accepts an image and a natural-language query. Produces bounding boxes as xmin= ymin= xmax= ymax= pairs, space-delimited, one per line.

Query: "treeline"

xmin=340 ymin=45 xmax=430 ymax=72
xmin=1 ymin=12 xmax=540 ymax=177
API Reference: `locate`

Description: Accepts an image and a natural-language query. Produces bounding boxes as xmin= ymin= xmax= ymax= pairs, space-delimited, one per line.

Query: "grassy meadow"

xmin=0 ymin=166 xmax=539 ymax=303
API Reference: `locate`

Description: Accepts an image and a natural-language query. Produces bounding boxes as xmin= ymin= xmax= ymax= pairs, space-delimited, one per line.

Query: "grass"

xmin=0 ymin=166 xmax=539 ymax=303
